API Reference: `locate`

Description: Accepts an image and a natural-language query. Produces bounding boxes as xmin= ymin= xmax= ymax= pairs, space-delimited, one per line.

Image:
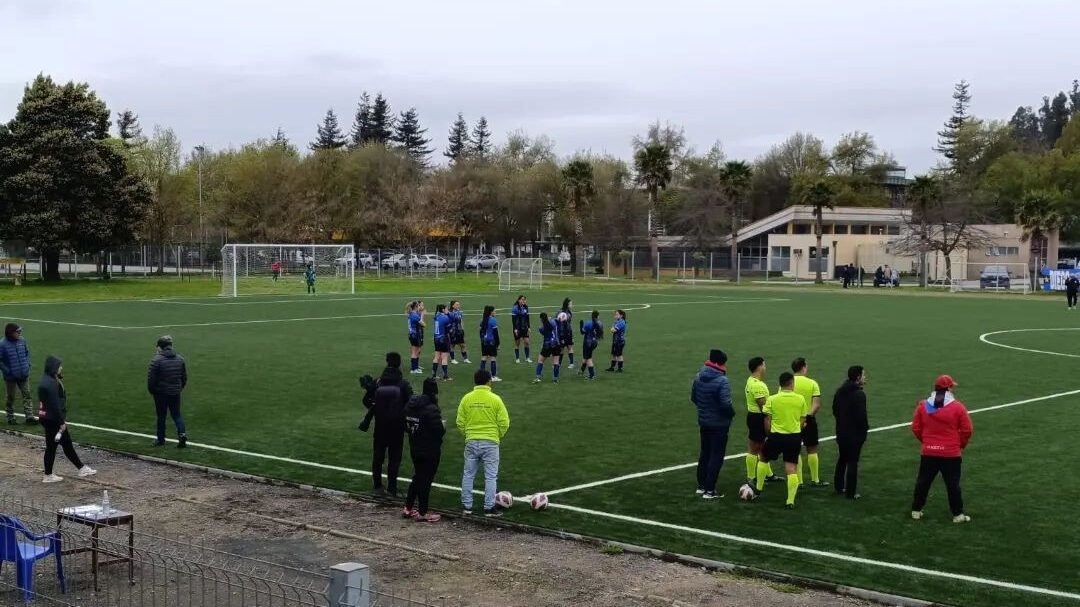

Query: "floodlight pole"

xmin=195 ymin=145 xmax=206 ymax=268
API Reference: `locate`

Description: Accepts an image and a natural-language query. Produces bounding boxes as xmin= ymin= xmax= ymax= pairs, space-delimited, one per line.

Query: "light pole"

xmin=194 ymin=145 xmax=205 ymax=268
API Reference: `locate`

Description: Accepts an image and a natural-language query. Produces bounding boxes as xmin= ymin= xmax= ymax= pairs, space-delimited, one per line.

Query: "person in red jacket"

xmin=910 ymin=375 xmax=973 ymax=523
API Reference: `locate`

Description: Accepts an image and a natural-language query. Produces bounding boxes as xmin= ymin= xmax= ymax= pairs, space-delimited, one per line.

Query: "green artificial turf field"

xmin=2 ymin=277 xmax=1078 ymax=607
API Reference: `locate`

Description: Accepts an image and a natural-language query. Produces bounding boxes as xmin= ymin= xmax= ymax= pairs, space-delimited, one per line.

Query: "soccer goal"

xmin=498 ymin=258 xmax=543 ymax=292
xmin=948 ymin=261 xmax=1030 ymax=294
xmin=220 ymin=244 xmax=355 ymax=297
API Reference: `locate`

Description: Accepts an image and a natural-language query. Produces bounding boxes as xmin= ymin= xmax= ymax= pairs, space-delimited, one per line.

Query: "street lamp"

xmin=194 ymin=145 xmax=205 ymax=268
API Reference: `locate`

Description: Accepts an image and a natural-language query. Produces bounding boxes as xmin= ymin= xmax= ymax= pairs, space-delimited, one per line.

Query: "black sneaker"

xmin=23 ymin=416 xmax=38 ymax=425
xmin=785 ymin=503 xmax=796 ymax=510
xmin=177 ymin=435 xmax=188 ymax=449
xmin=702 ymin=491 xmax=722 ymax=500
xmin=847 ymin=493 xmax=862 ymax=500
xmin=809 ymin=480 xmax=830 ymax=488
xmin=765 ymin=475 xmax=784 ymax=483
xmin=152 ymin=440 xmax=166 ymax=447
xmin=605 ymin=367 xmax=615 ymax=372
xmin=6 ymin=416 xmax=16 ymax=425
xmin=616 ymin=368 xmax=624 ymax=373
xmin=483 ymin=507 xmax=504 ymax=518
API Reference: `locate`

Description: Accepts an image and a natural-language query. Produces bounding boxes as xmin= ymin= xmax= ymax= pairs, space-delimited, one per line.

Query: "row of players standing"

xmin=403 ymin=296 xmax=627 ymax=383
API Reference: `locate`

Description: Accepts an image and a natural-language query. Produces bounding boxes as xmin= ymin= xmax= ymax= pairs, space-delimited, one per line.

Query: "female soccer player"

xmin=478 ymin=305 xmax=502 ymax=382
xmin=431 ymin=304 xmax=452 ymax=381
xmin=511 ymin=295 xmax=531 ymax=363
xmin=606 ymin=309 xmax=627 ymax=372
xmin=448 ymin=300 xmax=469 ymax=364
xmin=534 ymin=312 xmax=562 ymax=384
xmin=557 ymin=298 xmax=575 ymax=369
xmin=304 ymin=263 xmax=316 ymax=294
xmin=406 ymin=301 xmax=426 ymax=374
xmin=579 ymin=310 xmax=603 ymax=380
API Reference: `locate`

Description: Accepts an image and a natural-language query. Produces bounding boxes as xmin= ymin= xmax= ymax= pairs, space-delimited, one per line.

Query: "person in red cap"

xmin=910 ymin=374 xmax=973 ymax=523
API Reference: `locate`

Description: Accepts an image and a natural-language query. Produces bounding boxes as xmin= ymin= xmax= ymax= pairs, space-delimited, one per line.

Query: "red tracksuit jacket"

xmin=911 ymin=393 xmax=973 ymax=458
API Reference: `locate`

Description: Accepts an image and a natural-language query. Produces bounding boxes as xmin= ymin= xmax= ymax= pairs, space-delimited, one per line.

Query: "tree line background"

xmin=2 ymin=74 xmax=1080 ymax=280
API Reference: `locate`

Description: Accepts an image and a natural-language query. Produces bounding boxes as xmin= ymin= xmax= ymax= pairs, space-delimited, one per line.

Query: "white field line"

xmin=979 ymin=328 xmax=1080 ymax=359
xmin=3 ymin=317 xmax=126 ymax=330
xmin=157 ymin=293 xmax=493 ymax=306
xmin=545 ymin=502 xmax=1080 ymax=602
xmin=542 ymin=388 xmax=1080 ymax=497
xmin=0 ymin=292 xmax=492 ymax=307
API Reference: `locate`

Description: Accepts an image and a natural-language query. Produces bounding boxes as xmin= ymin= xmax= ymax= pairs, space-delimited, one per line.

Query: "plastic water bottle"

xmin=101 ymin=490 xmax=110 ymax=516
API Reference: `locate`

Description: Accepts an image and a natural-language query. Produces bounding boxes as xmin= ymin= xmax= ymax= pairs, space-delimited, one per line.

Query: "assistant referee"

xmin=756 ymin=372 xmax=807 ymax=509
xmin=792 ymin=357 xmax=828 ymax=487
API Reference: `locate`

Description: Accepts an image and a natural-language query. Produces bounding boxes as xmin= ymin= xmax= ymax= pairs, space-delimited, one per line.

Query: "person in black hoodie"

xmin=403 ymin=378 xmax=446 ymax=522
xmin=147 ymin=335 xmax=189 ymax=448
xmin=832 ymin=365 xmax=869 ymax=499
xmin=371 ymin=352 xmax=412 ymax=496
xmin=37 ymin=355 xmax=96 ymax=483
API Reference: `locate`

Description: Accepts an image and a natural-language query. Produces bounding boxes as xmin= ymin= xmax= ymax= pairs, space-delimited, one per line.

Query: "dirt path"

xmin=0 ymin=433 xmax=873 ymax=607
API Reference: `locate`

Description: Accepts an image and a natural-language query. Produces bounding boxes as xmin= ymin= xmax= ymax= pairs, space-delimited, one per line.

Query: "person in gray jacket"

xmin=148 ymin=335 xmax=188 ymax=448
xmin=691 ymin=349 xmax=734 ymax=500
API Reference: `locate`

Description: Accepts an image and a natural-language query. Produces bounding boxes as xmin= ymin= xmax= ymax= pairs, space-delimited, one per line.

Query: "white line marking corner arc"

xmin=979 ymin=328 xmax=1080 ymax=359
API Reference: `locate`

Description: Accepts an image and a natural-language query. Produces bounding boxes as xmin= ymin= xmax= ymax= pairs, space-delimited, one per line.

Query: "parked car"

xmin=465 ymin=254 xmax=500 ymax=270
xmin=381 ymin=253 xmax=421 ymax=269
xmin=356 ymin=253 xmax=376 ymax=269
xmin=417 ymin=254 xmax=447 ymax=268
xmin=980 ymin=265 xmax=1011 ymax=289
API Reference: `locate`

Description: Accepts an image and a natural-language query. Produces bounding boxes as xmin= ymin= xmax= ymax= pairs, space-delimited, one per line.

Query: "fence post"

xmin=737 ymin=253 xmax=742 ymax=284
xmin=329 ymin=562 xmax=369 ymax=607
xmin=74 ymin=252 xmax=78 ymax=279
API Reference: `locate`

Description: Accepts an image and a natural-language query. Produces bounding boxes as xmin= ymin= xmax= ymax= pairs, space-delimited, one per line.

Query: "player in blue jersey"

xmin=478 ymin=305 xmax=502 ymax=382
xmin=579 ymin=310 xmax=604 ymax=380
xmin=606 ymin=309 xmax=627 ymax=373
xmin=557 ymin=298 xmax=575 ymax=369
xmin=511 ymin=295 xmax=532 ymax=364
xmin=533 ymin=312 xmax=563 ymax=384
xmin=406 ymin=301 xmax=426 ymax=374
xmin=430 ymin=304 xmax=452 ymax=381
xmin=447 ymin=300 xmax=470 ymax=365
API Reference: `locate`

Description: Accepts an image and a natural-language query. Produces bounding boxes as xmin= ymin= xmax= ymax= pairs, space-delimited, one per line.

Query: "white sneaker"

xmin=450 ymin=359 xmax=459 ymax=365
xmin=463 ymin=358 xmax=472 ymax=364
xmin=515 ymin=359 xmax=521 ymax=364
xmin=78 ymin=466 xmax=97 ymax=478
xmin=911 ymin=511 xmax=923 ymax=520
xmin=525 ymin=358 xmax=533 ymax=363
xmin=491 ymin=376 xmax=503 ymax=382
xmin=952 ymin=514 xmax=971 ymax=524
xmin=43 ymin=474 xmax=63 ymax=483
xmin=567 ymin=364 xmax=574 ymax=369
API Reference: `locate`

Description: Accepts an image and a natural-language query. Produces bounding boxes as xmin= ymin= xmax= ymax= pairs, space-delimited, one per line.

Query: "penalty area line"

xmin=542 ymin=387 xmax=1080 ymax=497
xmin=545 ymin=501 xmax=1080 ymax=602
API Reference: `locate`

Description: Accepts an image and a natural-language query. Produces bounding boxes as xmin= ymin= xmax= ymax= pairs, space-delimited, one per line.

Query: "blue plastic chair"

xmin=0 ymin=515 xmax=65 ymax=602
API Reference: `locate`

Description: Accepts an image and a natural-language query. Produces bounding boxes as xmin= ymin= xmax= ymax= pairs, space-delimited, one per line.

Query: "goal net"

xmin=498 ymin=258 xmax=543 ymax=292
xmin=220 ymin=244 xmax=355 ymax=297
xmin=948 ymin=262 xmax=1030 ymax=294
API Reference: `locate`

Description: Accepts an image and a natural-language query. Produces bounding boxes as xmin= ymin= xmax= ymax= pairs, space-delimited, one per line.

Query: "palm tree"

xmin=1015 ymin=188 xmax=1066 ymax=289
xmin=799 ymin=177 xmax=837 ymax=284
xmin=633 ymin=143 xmax=673 ymax=279
xmin=719 ymin=160 xmax=752 ymax=278
xmin=560 ymin=159 xmax=594 ymax=275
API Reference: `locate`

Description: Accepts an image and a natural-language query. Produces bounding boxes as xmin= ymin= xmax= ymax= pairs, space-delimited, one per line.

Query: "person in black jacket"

xmin=832 ymin=365 xmax=869 ymax=499
xmin=148 ymin=335 xmax=189 ymax=448
xmin=690 ymin=349 xmax=734 ymax=500
xmin=1065 ymin=274 xmax=1079 ymax=309
xmin=38 ymin=355 xmax=96 ymax=483
xmin=403 ymin=378 xmax=446 ymax=522
xmin=371 ymin=353 xmax=412 ymax=496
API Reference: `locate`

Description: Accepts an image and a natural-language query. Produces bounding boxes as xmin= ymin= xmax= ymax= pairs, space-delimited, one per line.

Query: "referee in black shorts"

xmin=755 ymin=372 xmax=807 ymax=509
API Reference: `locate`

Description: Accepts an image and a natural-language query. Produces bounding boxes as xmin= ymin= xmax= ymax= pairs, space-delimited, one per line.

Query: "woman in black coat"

xmin=403 ymin=378 xmax=446 ymax=522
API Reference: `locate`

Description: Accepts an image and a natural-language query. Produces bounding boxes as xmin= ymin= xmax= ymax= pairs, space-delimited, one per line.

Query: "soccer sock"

xmin=432 ymin=362 xmax=438 ymax=376
xmin=411 ymin=357 xmax=419 ymax=371
xmin=786 ymin=474 xmax=799 ymax=506
xmin=449 ymin=352 xmax=456 ymax=361
xmin=756 ymin=461 xmax=769 ymax=491
xmin=798 ymin=455 xmax=805 ymax=484
xmin=525 ymin=346 xmax=531 ymax=359
xmin=553 ymin=364 xmax=560 ymax=380
xmin=441 ymin=364 xmax=449 ymax=378
xmin=767 ymin=462 xmax=776 ymax=478
xmin=588 ymin=366 xmax=595 ymax=379
xmin=568 ymin=353 xmax=575 ymax=365
xmin=491 ymin=361 xmax=497 ymax=377
xmin=609 ymin=360 xmax=616 ymax=369
xmin=535 ymin=363 xmax=543 ymax=378
xmin=462 ymin=351 xmax=468 ymax=360
xmin=808 ymin=453 xmax=820 ymax=483
xmin=745 ymin=454 xmax=758 ymax=482
xmin=480 ymin=360 xmax=487 ymax=371
xmin=515 ymin=348 xmax=520 ymax=360
xmin=617 ymin=361 xmax=624 ymax=370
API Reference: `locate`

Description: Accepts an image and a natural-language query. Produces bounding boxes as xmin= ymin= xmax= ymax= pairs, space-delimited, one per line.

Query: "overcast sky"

xmin=3 ymin=0 xmax=1080 ymax=173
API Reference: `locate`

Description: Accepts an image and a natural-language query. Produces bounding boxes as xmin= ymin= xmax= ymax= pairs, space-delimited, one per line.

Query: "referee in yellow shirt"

xmin=744 ymin=357 xmax=780 ymax=486
xmin=756 ymin=372 xmax=806 ymax=508
xmin=792 ymin=357 xmax=828 ymax=487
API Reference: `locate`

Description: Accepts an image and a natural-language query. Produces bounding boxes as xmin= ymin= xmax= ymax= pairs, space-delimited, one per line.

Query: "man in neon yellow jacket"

xmin=457 ymin=369 xmax=510 ymax=517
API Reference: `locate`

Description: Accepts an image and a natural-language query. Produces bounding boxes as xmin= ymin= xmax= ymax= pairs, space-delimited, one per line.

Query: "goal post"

xmin=498 ymin=258 xmax=543 ymax=292
xmin=220 ymin=244 xmax=355 ymax=297
xmin=948 ymin=261 xmax=1030 ymax=294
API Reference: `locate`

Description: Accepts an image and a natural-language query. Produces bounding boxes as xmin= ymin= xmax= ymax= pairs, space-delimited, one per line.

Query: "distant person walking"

xmin=371 ymin=354 xmax=412 ymax=496
xmin=691 ymin=349 xmax=734 ymax=499
xmin=911 ymin=375 xmax=973 ymax=523
xmin=457 ymin=369 xmax=510 ymax=517
xmin=1 ymin=323 xmax=35 ymax=425
xmin=38 ymin=355 xmax=96 ymax=483
xmin=148 ymin=335 xmax=189 ymax=448
xmin=832 ymin=365 xmax=869 ymax=499
xmin=1066 ymin=274 xmax=1079 ymax=309
xmin=403 ymin=378 xmax=446 ymax=522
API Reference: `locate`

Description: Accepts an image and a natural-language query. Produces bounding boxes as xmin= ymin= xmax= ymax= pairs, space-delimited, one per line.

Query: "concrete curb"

xmin=2 ymin=428 xmax=945 ymax=607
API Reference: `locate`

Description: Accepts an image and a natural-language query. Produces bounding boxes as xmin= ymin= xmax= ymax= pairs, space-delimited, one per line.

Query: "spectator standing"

xmin=403 ymin=378 xmax=446 ymax=522
xmin=457 ymin=369 xmax=510 ymax=517
xmin=832 ymin=365 xmax=869 ymax=499
xmin=911 ymin=375 xmax=973 ymax=523
xmin=691 ymin=349 xmax=734 ymax=499
xmin=1 ymin=323 xmax=35 ymax=425
xmin=371 ymin=353 xmax=412 ymax=496
xmin=38 ymin=355 xmax=96 ymax=482
xmin=147 ymin=335 xmax=188 ymax=448
xmin=1065 ymin=274 xmax=1079 ymax=309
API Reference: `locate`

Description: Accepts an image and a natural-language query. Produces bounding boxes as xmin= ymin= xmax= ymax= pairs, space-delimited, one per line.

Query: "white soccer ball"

xmin=530 ymin=493 xmax=549 ymax=511
xmin=738 ymin=484 xmax=757 ymax=501
xmin=556 ymin=312 xmax=569 ymax=322
xmin=495 ymin=491 xmax=514 ymax=508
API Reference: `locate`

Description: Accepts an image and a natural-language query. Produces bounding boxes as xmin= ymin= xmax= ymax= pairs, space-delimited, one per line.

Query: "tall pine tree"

xmin=1038 ymin=92 xmax=1070 ymax=147
xmin=368 ymin=93 xmax=393 ymax=144
xmin=935 ymin=80 xmax=972 ymax=166
xmin=349 ymin=92 xmax=372 ymax=148
xmin=391 ymin=107 xmax=433 ymax=165
xmin=469 ymin=116 xmax=492 ymax=160
xmin=310 ymin=109 xmax=346 ymax=150
xmin=272 ymin=127 xmax=291 ymax=150
xmin=445 ymin=112 xmax=469 ymax=163
xmin=116 ymin=109 xmax=142 ymax=146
